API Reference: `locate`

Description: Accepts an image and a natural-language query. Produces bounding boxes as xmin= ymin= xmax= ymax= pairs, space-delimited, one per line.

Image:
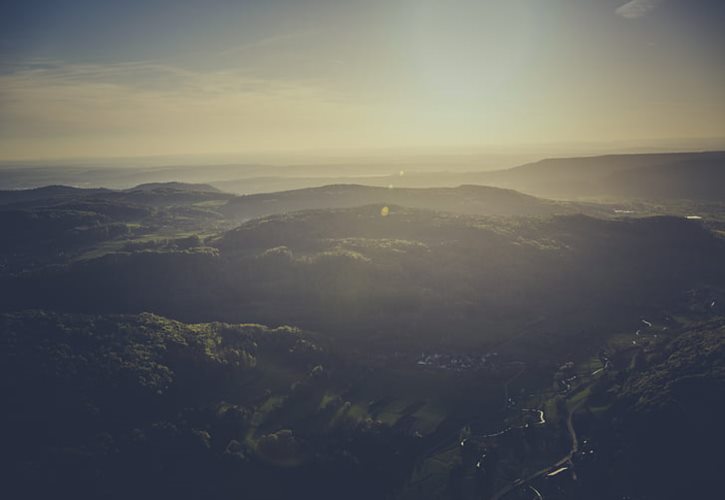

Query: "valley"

xmin=1 ymin=152 xmax=724 ymax=499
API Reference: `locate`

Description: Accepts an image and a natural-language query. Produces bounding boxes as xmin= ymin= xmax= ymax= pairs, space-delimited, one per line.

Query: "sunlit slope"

xmin=5 ymin=206 xmax=723 ymax=352
xmin=0 ymin=311 xmax=380 ymax=499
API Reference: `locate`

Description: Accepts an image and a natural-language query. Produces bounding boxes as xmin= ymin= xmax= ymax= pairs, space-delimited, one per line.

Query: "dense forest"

xmin=1 ymin=168 xmax=724 ymax=499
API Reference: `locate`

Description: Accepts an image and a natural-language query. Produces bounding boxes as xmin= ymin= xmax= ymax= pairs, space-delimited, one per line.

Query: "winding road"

xmin=488 ymin=397 xmax=586 ymax=500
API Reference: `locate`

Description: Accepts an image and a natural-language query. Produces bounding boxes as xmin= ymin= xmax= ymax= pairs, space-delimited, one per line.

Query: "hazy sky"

xmin=1 ymin=0 xmax=724 ymax=161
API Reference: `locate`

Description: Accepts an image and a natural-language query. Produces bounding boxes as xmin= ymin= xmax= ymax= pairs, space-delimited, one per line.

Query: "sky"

xmin=0 ymin=0 xmax=724 ymax=161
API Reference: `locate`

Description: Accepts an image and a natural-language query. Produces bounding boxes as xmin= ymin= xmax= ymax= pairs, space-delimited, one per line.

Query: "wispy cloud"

xmin=0 ymin=59 xmax=343 ymax=110
xmin=615 ymin=0 xmax=666 ymax=19
xmin=0 ymin=59 xmax=376 ymax=159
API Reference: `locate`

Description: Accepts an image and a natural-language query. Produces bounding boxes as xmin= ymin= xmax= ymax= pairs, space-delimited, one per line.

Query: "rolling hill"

xmin=476 ymin=151 xmax=725 ymax=200
xmin=211 ymin=151 xmax=725 ymax=202
xmin=219 ymin=184 xmax=585 ymax=222
xmin=5 ymin=205 xmax=723 ymax=354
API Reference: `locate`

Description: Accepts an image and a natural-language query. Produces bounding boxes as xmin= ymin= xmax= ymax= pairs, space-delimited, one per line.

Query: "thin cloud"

xmin=0 ymin=60 xmax=333 ymax=98
xmin=615 ymin=0 xmax=666 ymax=19
xmin=0 ymin=59 xmax=375 ymax=159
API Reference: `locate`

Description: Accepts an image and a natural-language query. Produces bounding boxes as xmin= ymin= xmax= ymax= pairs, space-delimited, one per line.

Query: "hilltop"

xmin=220 ymin=184 xmax=581 ymax=221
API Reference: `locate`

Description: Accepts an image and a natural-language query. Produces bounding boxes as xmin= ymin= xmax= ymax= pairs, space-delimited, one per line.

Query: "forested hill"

xmin=3 ymin=207 xmax=723 ymax=353
xmin=219 ymin=184 xmax=582 ymax=222
xmin=0 ymin=311 xmax=397 ymax=499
